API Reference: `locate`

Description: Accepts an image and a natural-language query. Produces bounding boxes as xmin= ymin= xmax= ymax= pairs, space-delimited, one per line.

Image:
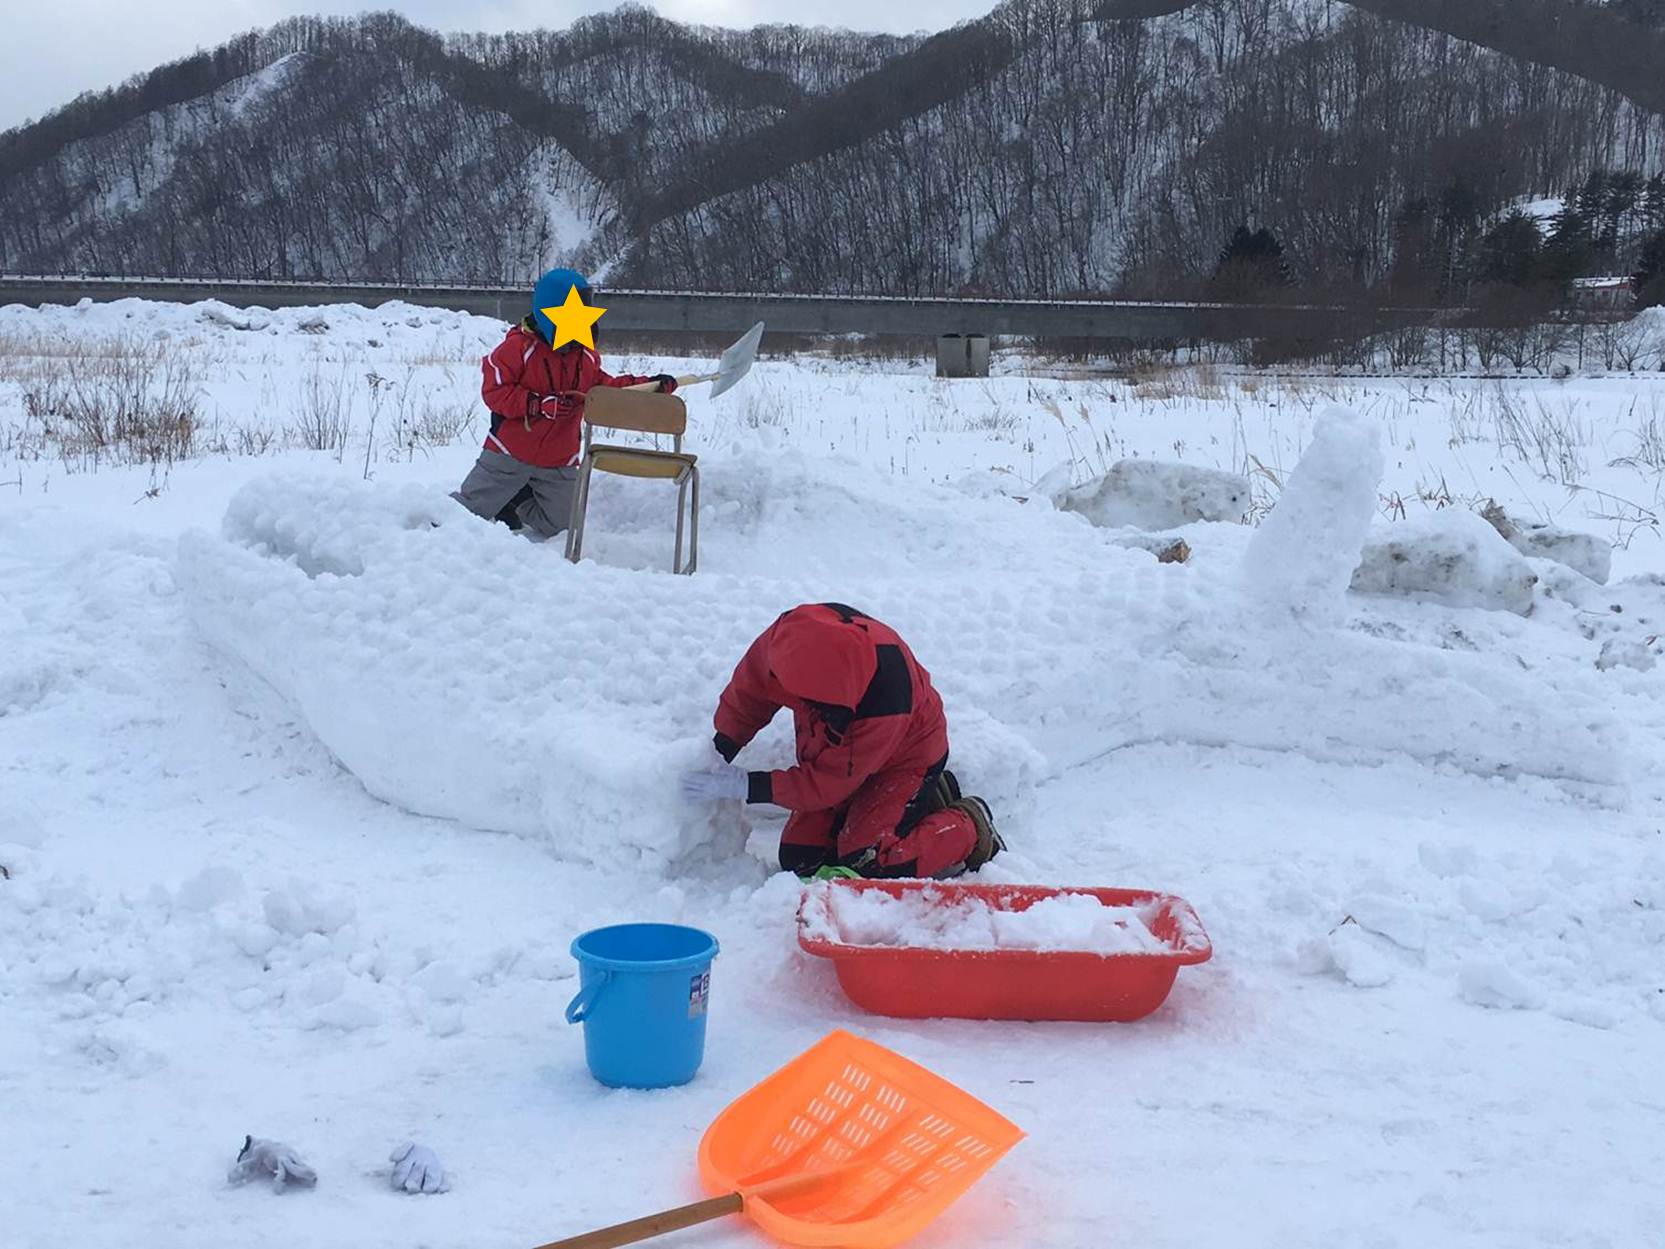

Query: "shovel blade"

xmin=709 ymin=321 xmax=765 ymax=399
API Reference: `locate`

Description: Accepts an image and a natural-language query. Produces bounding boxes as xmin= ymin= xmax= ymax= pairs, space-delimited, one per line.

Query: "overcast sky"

xmin=0 ymin=0 xmax=989 ymax=133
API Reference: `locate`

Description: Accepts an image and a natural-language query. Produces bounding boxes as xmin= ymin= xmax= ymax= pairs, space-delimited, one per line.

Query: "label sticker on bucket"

xmin=688 ymin=971 xmax=710 ymax=1018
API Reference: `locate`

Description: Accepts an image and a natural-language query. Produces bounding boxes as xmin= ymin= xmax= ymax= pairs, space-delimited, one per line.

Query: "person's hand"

xmin=651 ymin=374 xmax=678 ymax=395
xmin=389 ymin=1142 xmax=450 ymax=1195
xmin=228 ymin=1136 xmax=318 ymax=1191
xmin=679 ymin=764 xmax=748 ymax=804
xmin=539 ymin=392 xmax=584 ymax=419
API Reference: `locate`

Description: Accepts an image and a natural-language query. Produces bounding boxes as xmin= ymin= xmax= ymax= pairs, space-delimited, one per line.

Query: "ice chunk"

xmin=262 ymin=883 xmax=356 ymax=937
xmin=307 ymin=997 xmax=382 ymax=1031
xmin=175 ymin=866 xmax=245 ymax=913
xmin=0 ymin=797 xmax=50 ymax=849
xmin=233 ymin=923 xmax=280 ymax=959
xmin=1481 ymin=502 xmax=1611 ymax=585
xmin=1295 ymin=923 xmax=1395 ymax=986
xmin=1351 ymin=509 xmax=1538 ymax=615
xmin=1327 ymin=924 xmax=1397 ymax=988
xmin=1597 ymin=636 xmax=1658 ymax=672
xmin=1062 ymin=459 xmax=1249 ymax=531
xmin=411 ymin=960 xmax=470 ymax=1004
xmin=1346 ymin=895 xmax=1427 ymax=952
xmin=1242 ymin=407 xmax=1383 ymax=618
xmin=1458 ymin=959 xmax=1542 ymax=1010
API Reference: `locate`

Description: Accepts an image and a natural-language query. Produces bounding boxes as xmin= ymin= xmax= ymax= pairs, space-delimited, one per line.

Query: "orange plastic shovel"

xmin=535 ymin=1030 xmax=1023 ymax=1249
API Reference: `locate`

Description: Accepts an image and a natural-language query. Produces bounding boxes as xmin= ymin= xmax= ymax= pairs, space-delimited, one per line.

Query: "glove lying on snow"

xmin=390 ymin=1142 xmax=450 ymax=1195
xmin=679 ymin=764 xmax=748 ymax=803
xmin=229 ymin=1136 xmax=317 ymax=1191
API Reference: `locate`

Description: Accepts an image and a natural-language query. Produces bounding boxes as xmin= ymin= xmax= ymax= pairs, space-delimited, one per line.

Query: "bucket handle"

xmin=564 ymin=972 xmax=611 ymax=1025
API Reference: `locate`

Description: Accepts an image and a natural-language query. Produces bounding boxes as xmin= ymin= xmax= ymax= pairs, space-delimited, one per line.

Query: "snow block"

xmin=1351 ymin=510 xmax=1538 ymax=616
xmin=1481 ymin=503 xmax=1611 ymax=585
xmin=1242 ymin=406 xmax=1383 ymax=619
xmin=1061 ymin=459 xmax=1249 ymax=531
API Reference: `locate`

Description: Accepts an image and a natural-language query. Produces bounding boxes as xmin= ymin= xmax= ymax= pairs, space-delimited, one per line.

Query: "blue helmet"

xmin=530 ymin=268 xmax=592 ymax=344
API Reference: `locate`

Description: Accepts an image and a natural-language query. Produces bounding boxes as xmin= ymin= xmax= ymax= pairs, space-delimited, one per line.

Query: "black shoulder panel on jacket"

xmin=855 ymin=644 xmax=912 ymax=719
xmin=819 ymin=602 xmax=869 ymax=624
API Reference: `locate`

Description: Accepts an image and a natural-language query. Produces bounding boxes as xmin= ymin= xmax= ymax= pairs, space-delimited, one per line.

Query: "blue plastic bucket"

xmin=565 ymin=923 xmax=719 ymax=1089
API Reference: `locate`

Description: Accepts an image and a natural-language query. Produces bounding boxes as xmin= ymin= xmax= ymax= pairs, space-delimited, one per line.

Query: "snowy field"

xmin=3 ymin=297 xmax=1664 ymax=1249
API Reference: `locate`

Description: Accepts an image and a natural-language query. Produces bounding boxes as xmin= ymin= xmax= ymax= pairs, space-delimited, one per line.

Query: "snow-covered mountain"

xmin=3 ymin=0 xmax=1663 ymax=294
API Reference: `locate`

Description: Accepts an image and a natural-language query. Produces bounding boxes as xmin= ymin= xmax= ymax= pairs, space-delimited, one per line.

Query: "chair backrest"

xmin=582 ymin=387 xmax=688 ymax=437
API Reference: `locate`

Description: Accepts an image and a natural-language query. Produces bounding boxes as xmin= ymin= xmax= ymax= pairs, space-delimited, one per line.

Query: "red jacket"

xmin=713 ymin=604 xmax=950 ymax=812
xmin=479 ymin=322 xmax=656 ymax=468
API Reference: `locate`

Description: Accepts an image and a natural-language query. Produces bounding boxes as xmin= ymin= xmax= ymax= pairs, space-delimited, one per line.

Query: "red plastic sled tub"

xmin=797 ymin=880 xmax=1212 ymax=1022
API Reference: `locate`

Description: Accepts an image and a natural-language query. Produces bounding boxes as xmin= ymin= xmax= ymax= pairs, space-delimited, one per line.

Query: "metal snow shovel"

xmin=624 ymin=321 xmax=764 ymax=399
xmin=532 ymin=1030 xmax=1023 ymax=1249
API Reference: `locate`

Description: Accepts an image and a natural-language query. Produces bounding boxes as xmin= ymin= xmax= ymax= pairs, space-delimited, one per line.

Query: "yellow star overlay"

xmin=540 ymin=286 xmax=606 ymax=350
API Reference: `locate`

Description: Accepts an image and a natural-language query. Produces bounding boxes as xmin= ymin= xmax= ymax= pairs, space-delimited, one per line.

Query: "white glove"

xmin=679 ymin=764 xmax=749 ymax=803
xmin=389 ymin=1142 xmax=450 ymax=1195
xmin=228 ymin=1136 xmax=317 ymax=1191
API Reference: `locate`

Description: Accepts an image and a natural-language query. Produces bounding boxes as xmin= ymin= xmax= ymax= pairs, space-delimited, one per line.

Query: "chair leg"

xmin=566 ymin=458 xmax=593 ymax=563
xmin=687 ymin=466 xmax=700 ymax=574
xmin=673 ymin=470 xmax=688 ymax=575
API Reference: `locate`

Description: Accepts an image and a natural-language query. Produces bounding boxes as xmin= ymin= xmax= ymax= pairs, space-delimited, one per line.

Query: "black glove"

xmin=651 ymin=374 xmax=678 ymax=395
xmin=714 ymin=732 xmax=741 ymax=763
xmin=538 ymin=393 xmax=583 ymax=420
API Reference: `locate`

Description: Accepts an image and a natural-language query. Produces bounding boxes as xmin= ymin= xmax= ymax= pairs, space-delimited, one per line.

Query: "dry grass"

xmin=1609 ymin=395 xmax=1665 ymax=473
xmin=1490 ymin=386 xmax=1588 ymax=485
xmin=4 ymin=337 xmax=203 ymax=471
xmin=1128 ymin=362 xmax=1227 ymax=403
xmin=0 ymin=331 xmax=483 ymax=484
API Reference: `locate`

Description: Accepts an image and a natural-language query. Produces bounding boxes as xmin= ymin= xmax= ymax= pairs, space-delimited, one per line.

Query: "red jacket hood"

xmin=767 ymin=612 xmax=878 ymax=710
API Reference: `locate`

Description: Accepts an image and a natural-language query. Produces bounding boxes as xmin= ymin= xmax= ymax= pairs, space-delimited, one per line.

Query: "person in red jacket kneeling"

xmin=681 ymin=603 xmax=1004 ymax=879
xmin=453 ymin=268 xmax=676 ymax=539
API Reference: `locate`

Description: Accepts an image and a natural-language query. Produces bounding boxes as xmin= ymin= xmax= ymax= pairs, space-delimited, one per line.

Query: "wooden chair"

xmin=564 ymin=386 xmax=699 ymax=574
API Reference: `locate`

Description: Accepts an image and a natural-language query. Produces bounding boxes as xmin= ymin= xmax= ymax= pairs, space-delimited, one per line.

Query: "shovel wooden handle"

xmin=623 ymin=373 xmax=718 ymax=392
xmin=532 ymin=1166 xmax=855 ymax=1249
xmin=532 ymin=1193 xmax=743 ymax=1249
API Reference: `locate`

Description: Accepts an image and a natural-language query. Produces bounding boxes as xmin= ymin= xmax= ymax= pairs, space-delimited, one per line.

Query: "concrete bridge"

xmin=0 ymin=274 xmax=1434 ymax=343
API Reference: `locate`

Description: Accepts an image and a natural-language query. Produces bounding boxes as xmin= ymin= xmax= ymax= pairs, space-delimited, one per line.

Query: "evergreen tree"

xmin=1643 ymin=174 xmax=1665 ymax=232
xmin=1541 ymin=203 xmax=1596 ymax=284
xmin=1435 ymin=178 xmax=1485 ymax=292
xmin=1211 ymin=224 xmax=1291 ymax=300
xmin=1387 ymin=198 xmax=1441 ymax=301
xmin=1602 ymin=170 xmax=1645 ymax=261
xmin=1636 ymin=228 xmax=1665 ymax=308
xmin=1469 ymin=211 xmax=1544 ymax=288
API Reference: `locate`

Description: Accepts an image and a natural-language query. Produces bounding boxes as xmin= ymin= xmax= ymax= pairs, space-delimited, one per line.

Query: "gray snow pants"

xmin=452 ymin=449 xmax=578 ymax=540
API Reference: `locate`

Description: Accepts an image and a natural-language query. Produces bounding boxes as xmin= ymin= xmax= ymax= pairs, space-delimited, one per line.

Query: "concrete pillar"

xmin=936 ymin=333 xmax=969 ymax=377
xmin=936 ymin=333 xmax=991 ymax=378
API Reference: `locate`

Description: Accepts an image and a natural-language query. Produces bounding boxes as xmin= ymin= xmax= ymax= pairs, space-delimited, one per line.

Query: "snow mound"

xmin=178 ymin=440 xmax=1633 ymax=856
xmin=0 ymin=860 xmax=511 ymax=1040
xmin=1062 ymin=459 xmax=1249 ymax=530
xmin=1242 ymin=406 xmax=1383 ymax=619
xmin=1352 ymin=510 xmax=1539 ymax=615
xmin=800 ymin=883 xmax=1166 ymax=954
xmin=178 ymin=469 xmax=1050 ymax=872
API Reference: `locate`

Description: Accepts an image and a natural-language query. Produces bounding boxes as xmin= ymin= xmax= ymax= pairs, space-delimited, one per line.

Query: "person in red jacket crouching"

xmin=452 ymin=268 xmax=677 ymax=539
xmin=681 ymin=603 xmax=1004 ymax=879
